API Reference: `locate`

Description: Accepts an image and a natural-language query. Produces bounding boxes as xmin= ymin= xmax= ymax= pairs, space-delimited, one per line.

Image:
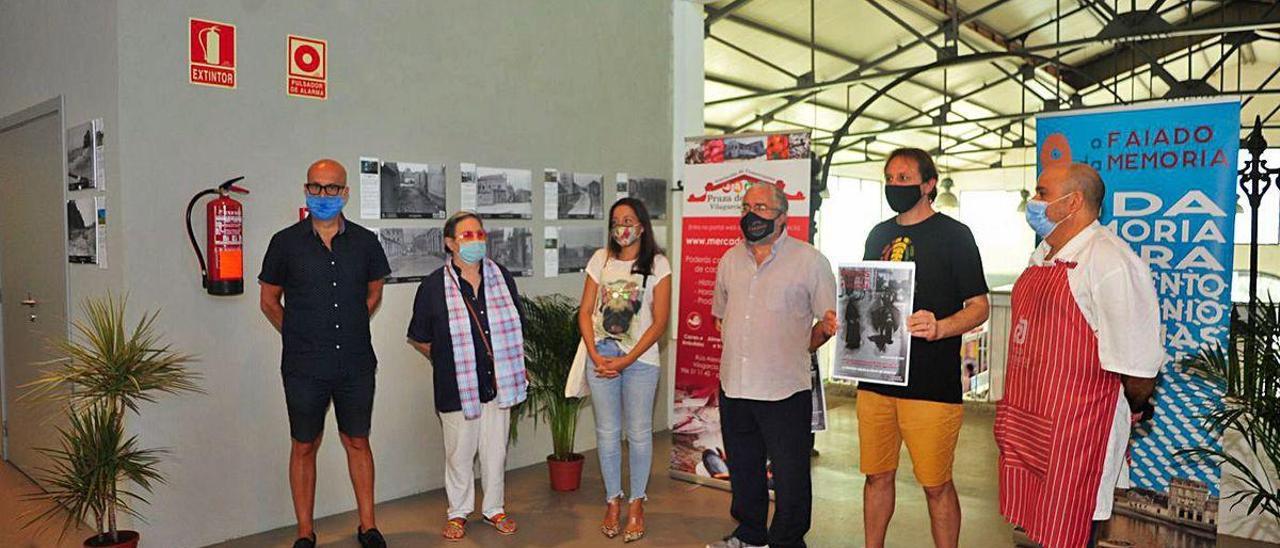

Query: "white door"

xmin=0 ymin=99 xmax=70 ymax=479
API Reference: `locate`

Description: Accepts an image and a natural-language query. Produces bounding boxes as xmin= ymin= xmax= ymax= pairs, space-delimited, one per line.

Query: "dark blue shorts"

xmin=282 ymin=369 xmax=375 ymax=443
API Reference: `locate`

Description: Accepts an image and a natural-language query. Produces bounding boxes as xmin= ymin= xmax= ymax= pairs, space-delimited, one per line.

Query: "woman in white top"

xmin=578 ymin=197 xmax=672 ymax=543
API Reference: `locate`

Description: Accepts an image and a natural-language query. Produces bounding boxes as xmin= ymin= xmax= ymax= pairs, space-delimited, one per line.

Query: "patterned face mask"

xmin=612 ymin=225 xmax=641 ymax=247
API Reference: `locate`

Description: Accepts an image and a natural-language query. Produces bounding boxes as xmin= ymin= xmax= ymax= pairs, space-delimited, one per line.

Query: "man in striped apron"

xmin=996 ymin=163 xmax=1164 ymax=548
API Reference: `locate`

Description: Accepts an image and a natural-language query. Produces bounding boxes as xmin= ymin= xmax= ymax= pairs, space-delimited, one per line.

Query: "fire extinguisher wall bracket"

xmin=186 ymin=176 xmax=247 ymax=296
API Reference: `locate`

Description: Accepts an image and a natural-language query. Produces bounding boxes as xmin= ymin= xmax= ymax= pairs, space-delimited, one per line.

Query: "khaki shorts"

xmin=856 ymin=390 xmax=964 ymax=487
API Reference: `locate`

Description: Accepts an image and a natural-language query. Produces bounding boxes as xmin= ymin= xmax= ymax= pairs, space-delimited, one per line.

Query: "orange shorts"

xmin=856 ymin=390 xmax=964 ymax=487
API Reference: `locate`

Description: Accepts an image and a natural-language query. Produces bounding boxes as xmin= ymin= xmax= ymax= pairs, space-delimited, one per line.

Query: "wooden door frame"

xmin=0 ymin=96 xmax=69 ymax=461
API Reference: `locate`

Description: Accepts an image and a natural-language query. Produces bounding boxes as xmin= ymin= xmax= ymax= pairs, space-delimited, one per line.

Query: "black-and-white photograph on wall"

xmin=376 ymin=227 xmax=447 ymax=283
xmin=468 ymin=166 xmax=532 ymax=219
xmin=556 ymin=226 xmax=604 ymax=274
xmin=380 ymin=161 xmax=446 ymax=219
xmin=558 ymin=172 xmax=603 ymax=219
xmin=486 ymin=227 xmax=534 ymax=277
xmin=616 ymin=173 xmax=668 ymax=219
xmin=67 ymin=198 xmax=98 ymax=264
xmin=67 ymin=118 xmax=104 ymax=191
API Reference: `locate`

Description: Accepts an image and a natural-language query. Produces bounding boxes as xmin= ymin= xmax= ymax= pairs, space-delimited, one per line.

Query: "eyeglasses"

xmin=741 ymin=203 xmax=779 ymax=215
xmin=454 ymin=229 xmax=487 ymax=241
xmin=305 ymin=182 xmax=346 ymax=196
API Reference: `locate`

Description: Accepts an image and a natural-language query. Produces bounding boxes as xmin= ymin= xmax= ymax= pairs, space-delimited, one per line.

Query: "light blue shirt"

xmin=713 ymin=235 xmax=836 ymax=401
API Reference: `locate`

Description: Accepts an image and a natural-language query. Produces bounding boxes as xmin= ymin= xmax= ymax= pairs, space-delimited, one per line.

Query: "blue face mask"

xmin=1024 ymin=194 xmax=1072 ymax=239
xmin=458 ymin=241 xmax=487 ymax=264
xmin=306 ymin=195 xmax=345 ymax=221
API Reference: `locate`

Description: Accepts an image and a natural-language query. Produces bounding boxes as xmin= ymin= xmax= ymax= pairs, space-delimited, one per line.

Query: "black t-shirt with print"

xmin=860 ymin=213 xmax=988 ymax=404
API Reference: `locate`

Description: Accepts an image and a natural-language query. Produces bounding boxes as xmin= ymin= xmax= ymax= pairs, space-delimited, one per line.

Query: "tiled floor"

xmin=217 ymin=398 xmax=1012 ymax=547
xmin=4 ymin=397 xmax=1275 ymax=547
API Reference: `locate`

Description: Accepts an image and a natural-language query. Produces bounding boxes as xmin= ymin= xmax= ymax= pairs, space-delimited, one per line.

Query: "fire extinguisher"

xmin=186 ymin=177 xmax=249 ymax=295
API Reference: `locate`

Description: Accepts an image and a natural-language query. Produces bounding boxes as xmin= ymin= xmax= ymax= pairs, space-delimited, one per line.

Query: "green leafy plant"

xmin=1178 ymin=299 xmax=1280 ymax=524
xmin=21 ymin=294 xmax=200 ymax=544
xmin=511 ymin=294 xmax=587 ymax=460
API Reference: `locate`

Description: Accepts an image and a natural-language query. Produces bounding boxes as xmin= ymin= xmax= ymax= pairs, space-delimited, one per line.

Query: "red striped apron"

xmin=996 ymin=260 xmax=1119 ymax=548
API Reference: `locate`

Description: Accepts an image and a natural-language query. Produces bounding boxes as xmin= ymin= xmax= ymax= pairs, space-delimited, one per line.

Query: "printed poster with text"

xmin=1036 ymin=99 xmax=1238 ymax=536
xmin=671 ymin=131 xmax=811 ymax=488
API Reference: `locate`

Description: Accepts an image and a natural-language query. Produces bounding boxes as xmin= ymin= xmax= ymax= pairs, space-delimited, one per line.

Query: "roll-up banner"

xmin=1036 ymin=98 xmax=1239 ymax=540
xmin=670 ymin=131 xmax=812 ymax=488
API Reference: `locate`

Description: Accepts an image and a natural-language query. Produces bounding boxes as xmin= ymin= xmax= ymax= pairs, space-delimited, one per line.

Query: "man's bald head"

xmin=307 ymin=159 xmax=347 ymax=186
xmin=1040 ymin=163 xmax=1105 ymax=214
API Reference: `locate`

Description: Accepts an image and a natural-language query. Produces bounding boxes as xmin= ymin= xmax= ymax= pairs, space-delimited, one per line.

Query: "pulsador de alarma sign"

xmin=287 ymin=35 xmax=327 ymax=100
xmin=189 ymin=18 xmax=236 ymax=89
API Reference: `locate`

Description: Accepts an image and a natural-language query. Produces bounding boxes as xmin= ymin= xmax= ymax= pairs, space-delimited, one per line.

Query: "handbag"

xmin=565 ymin=339 xmax=591 ymax=398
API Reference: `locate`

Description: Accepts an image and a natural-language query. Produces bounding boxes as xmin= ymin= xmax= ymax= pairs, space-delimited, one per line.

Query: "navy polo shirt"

xmin=259 ymin=216 xmax=391 ymax=379
xmin=407 ymin=262 xmax=524 ymax=413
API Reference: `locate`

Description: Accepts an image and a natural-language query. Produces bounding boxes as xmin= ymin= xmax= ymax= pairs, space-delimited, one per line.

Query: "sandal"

xmin=624 ymin=500 xmax=646 ymax=543
xmin=442 ymin=517 xmax=466 ymax=542
xmin=483 ymin=512 xmax=518 ymax=535
xmin=601 ymin=499 xmax=622 ymax=538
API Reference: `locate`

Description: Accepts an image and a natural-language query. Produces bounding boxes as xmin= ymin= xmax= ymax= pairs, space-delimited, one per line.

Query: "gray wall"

xmin=109 ymin=1 xmax=673 ymax=545
xmin=0 ymin=0 xmax=125 ymax=321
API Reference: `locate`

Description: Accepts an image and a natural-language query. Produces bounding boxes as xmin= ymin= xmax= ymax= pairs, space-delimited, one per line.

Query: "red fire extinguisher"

xmin=186 ymin=177 xmax=249 ymax=295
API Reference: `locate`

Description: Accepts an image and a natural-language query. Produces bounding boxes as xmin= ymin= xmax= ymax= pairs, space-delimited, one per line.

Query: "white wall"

xmin=102 ymin=1 xmax=675 ymax=546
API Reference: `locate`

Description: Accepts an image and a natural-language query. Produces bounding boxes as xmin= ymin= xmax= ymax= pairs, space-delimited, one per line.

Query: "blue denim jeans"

xmin=586 ymin=338 xmax=660 ymax=503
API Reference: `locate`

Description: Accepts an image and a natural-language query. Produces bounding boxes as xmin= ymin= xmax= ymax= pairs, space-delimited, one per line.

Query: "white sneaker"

xmin=705 ymin=536 xmax=767 ymax=548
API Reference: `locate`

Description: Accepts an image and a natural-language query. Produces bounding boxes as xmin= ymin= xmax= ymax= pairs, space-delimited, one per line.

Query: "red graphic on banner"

xmin=189 ymin=18 xmax=236 ymax=89
xmin=687 ymin=172 xmax=806 ymax=203
xmin=287 ymin=35 xmax=327 ymax=100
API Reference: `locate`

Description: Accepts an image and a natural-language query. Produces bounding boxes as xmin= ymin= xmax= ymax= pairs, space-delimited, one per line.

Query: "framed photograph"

xmin=380 ymin=161 xmax=446 ymax=219
xmin=626 ymin=176 xmax=668 ymax=219
xmin=474 ymin=166 xmax=533 ymax=219
xmin=832 ymin=261 xmax=915 ymax=386
xmin=376 ymin=227 xmax=447 ymax=284
xmin=486 ymin=226 xmax=534 ymax=277
xmin=556 ymin=226 xmax=603 ymax=274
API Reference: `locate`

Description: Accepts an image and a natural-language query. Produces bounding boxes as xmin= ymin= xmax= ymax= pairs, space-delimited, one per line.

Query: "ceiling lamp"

xmin=936 ymin=177 xmax=959 ymax=208
xmin=1016 ymin=188 xmax=1030 ymax=212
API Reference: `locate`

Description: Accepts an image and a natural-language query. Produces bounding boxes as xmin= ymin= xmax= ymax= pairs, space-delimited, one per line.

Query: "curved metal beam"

xmin=817 ymin=51 xmax=1121 ymax=192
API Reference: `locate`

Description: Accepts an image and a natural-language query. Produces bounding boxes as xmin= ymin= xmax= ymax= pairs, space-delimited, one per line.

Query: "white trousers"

xmin=440 ymin=400 xmax=510 ymax=520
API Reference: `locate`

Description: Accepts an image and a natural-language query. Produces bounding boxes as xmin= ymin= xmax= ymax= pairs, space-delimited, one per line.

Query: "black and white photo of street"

xmin=66 ymin=120 xmax=102 ymax=191
xmin=380 ymin=161 xmax=446 ymax=219
xmin=377 ymin=227 xmax=447 ymax=283
xmin=67 ymin=198 xmax=97 ymax=263
xmin=557 ymin=226 xmax=604 ymax=274
xmin=486 ymin=227 xmax=534 ymax=277
xmin=477 ymin=167 xmax=533 ymax=219
xmin=626 ymin=177 xmax=668 ymax=219
xmin=834 ymin=262 xmax=914 ymax=385
xmin=558 ymin=172 xmax=603 ymax=219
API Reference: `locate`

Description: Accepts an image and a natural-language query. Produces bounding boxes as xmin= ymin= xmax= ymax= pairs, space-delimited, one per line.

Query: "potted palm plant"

xmin=511 ymin=294 xmax=589 ymax=491
xmin=1179 ymin=300 xmax=1280 ymax=529
xmin=21 ymin=295 xmax=200 ymax=547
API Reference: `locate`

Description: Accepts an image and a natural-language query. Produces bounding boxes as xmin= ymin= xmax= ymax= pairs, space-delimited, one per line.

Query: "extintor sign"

xmin=189 ymin=18 xmax=236 ymax=89
xmin=287 ymin=35 xmax=327 ymax=99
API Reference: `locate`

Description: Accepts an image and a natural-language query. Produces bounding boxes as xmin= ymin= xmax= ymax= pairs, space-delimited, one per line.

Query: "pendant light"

xmin=936 ymin=176 xmax=959 ymax=208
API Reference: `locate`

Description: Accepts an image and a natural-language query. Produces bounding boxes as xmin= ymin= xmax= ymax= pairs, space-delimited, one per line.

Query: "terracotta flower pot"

xmin=547 ymin=453 xmax=585 ymax=492
xmin=84 ymin=531 xmax=140 ymax=548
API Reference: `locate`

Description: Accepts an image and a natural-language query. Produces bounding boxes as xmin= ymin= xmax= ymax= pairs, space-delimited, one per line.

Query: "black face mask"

xmin=740 ymin=211 xmax=777 ymax=243
xmin=885 ymin=184 xmax=923 ymax=213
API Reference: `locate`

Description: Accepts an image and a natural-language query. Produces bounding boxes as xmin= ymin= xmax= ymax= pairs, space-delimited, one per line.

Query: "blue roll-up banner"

xmin=1036 ymin=98 xmax=1239 ymax=536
